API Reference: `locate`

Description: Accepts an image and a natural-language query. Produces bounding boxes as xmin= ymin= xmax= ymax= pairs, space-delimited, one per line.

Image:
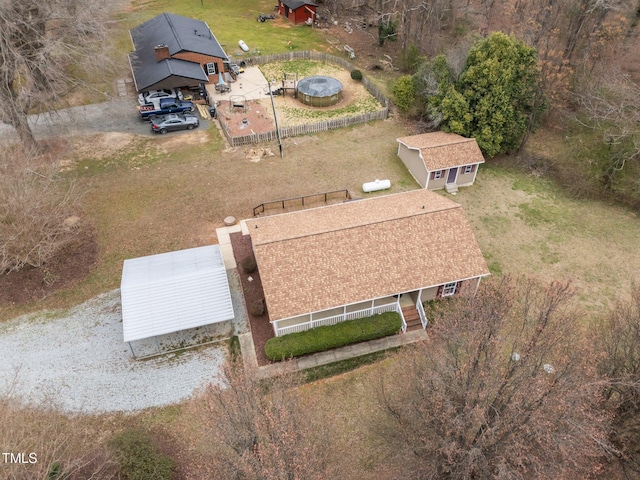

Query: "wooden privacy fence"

xmin=219 ymin=51 xmax=391 ymax=147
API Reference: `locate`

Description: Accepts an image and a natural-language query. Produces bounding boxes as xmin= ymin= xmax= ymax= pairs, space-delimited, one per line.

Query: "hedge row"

xmin=265 ymin=311 xmax=402 ymax=362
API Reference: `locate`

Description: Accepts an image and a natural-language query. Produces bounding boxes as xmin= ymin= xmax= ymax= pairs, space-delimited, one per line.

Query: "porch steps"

xmin=402 ymin=306 xmax=423 ymax=332
xmin=445 ymin=183 xmax=458 ymax=194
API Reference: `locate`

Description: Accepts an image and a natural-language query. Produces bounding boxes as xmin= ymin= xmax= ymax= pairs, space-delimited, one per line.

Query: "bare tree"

xmin=0 ymin=0 xmax=111 ymax=151
xmin=375 ymin=277 xmax=611 ymax=479
xmin=597 ymin=283 xmax=640 ymax=475
xmin=190 ymin=359 xmax=333 ymax=480
xmin=572 ymin=73 xmax=640 ymax=191
xmin=0 ymin=145 xmax=84 ymax=273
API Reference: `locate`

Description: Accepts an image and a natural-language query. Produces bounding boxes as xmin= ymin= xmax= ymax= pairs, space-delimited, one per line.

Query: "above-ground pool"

xmin=296 ymin=75 xmax=343 ymax=107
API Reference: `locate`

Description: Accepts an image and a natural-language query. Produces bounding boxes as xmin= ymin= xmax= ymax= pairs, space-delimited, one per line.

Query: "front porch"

xmin=271 ymin=278 xmax=482 ymax=337
xmin=272 ymin=291 xmax=432 ymax=337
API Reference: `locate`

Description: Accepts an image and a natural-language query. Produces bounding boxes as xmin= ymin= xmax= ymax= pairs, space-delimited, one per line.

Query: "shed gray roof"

xmin=120 ymin=245 xmax=234 ymax=343
xmin=129 ymin=13 xmax=227 ymax=92
xmin=282 ymin=0 xmax=318 ymax=9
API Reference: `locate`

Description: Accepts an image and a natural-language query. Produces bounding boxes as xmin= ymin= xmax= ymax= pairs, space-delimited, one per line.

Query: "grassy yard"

xmin=452 ymin=142 xmax=640 ymax=313
xmin=0 ymin=117 xmax=414 ymax=319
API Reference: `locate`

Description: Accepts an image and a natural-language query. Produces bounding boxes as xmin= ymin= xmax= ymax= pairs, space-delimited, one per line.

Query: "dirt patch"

xmin=229 ymin=231 xmax=273 ymax=366
xmin=0 ymin=221 xmax=98 ymax=305
xmin=216 ymin=100 xmax=276 ymax=136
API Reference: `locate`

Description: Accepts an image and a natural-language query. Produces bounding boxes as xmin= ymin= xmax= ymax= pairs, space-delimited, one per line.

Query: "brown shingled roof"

xmin=397 ymin=132 xmax=485 ymax=171
xmin=246 ymin=189 xmax=489 ymax=322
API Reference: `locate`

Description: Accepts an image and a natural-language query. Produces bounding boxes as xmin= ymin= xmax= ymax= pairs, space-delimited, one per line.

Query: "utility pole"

xmin=267 ymin=79 xmax=284 ymax=157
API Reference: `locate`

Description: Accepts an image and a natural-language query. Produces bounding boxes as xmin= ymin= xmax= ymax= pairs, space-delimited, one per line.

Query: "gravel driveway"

xmin=0 ymin=96 xmax=212 ymax=140
xmin=0 ymin=272 xmax=249 ymax=414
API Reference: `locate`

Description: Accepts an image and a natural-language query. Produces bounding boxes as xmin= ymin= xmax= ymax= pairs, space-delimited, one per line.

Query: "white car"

xmin=137 ymin=89 xmax=183 ymax=106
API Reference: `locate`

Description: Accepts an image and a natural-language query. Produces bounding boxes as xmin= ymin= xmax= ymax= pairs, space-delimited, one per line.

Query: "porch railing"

xmin=417 ymin=301 xmax=428 ymax=329
xmin=275 ymin=301 xmax=399 ymax=337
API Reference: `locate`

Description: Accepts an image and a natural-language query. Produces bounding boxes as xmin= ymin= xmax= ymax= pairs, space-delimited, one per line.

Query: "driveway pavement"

xmin=0 ymin=97 xmax=156 ymax=142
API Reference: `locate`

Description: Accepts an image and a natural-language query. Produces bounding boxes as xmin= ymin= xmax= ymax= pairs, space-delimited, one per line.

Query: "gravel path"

xmin=0 ymin=289 xmax=235 ymax=414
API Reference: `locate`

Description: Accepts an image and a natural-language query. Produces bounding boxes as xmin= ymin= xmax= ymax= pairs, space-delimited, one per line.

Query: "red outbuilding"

xmin=277 ymin=0 xmax=318 ymax=25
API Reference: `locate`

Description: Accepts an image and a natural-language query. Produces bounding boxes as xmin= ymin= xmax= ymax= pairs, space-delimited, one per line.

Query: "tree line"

xmin=5 ymin=276 xmax=638 ymax=478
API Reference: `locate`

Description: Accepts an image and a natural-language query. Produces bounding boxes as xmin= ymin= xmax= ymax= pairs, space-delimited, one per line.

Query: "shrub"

xmin=350 ymin=69 xmax=363 ymax=81
xmin=399 ymin=45 xmax=423 ymax=73
xmin=0 ymin=146 xmax=84 ymax=273
xmin=240 ymin=254 xmax=257 ymax=273
xmin=265 ymin=311 xmax=402 ymax=361
xmin=248 ymin=298 xmax=265 ymax=316
xmin=109 ymin=429 xmax=175 ymax=480
xmin=392 ymin=75 xmax=415 ymax=112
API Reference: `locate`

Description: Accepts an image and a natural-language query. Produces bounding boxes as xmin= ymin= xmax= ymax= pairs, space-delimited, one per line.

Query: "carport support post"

xmin=268 ymin=80 xmax=284 ymax=157
xmin=128 ymin=342 xmax=137 ymax=359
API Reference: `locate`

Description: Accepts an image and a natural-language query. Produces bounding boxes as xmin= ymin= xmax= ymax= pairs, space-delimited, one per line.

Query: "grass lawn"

xmin=452 ymin=137 xmax=640 ymax=312
xmin=0 ymin=117 xmax=414 ymax=319
xmin=120 ymin=0 xmax=326 ymax=57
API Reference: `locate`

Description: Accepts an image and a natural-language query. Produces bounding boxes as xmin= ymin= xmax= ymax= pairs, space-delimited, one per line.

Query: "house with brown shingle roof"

xmin=244 ymin=189 xmax=489 ymax=337
xmin=396 ymin=132 xmax=485 ymax=193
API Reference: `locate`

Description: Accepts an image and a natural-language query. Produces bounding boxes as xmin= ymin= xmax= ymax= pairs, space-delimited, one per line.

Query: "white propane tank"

xmin=362 ymin=179 xmax=391 ymax=193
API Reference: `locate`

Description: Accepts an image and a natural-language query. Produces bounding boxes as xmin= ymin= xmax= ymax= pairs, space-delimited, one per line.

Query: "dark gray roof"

xmin=129 ymin=13 xmax=227 ymax=92
xmin=281 ymin=0 xmax=318 ymax=9
xmin=131 ymin=13 xmax=227 ymax=59
xmin=128 ymin=54 xmax=209 ymax=92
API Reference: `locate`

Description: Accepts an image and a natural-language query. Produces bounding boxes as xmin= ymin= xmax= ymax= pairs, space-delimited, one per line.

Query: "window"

xmin=206 ymin=62 xmax=218 ymax=75
xmin=433 ymin=170 xmax=443 ymax=179
xmin=442 ymin=282 xmax=457 ymax=297
xmin=464 ymin=165 xmax=474 ymax=174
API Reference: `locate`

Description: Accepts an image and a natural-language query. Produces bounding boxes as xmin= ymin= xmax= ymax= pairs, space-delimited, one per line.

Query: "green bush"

xmin=399 ymin=45 xmax=423 ymax=73
xmin=265 ymin=311 xmax=402 ymax=361
xmin=392 ymin=75 xmax=415 ymax=112
xmin=350 ymin=69 xmax=363 ymax=81
xmin=249 ymin=298 xmax=265 ymax=316
xmin=109 ymin=429 xmax=175 ymax=480
xmin=240 ymin=254 xmax=257 ymax=273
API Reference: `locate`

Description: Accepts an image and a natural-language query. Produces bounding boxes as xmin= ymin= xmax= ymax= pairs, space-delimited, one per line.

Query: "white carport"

xmin=121 ymin=245 xmax=234 ymax=358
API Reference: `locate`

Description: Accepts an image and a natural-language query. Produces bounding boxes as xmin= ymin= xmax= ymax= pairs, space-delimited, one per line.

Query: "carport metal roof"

xmin=121 ymin=245 xmax=234 ymax=343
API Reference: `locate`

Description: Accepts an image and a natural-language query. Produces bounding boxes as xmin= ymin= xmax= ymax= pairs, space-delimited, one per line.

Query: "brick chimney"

xmin=154 ymin=44 xmax=170 ymax=62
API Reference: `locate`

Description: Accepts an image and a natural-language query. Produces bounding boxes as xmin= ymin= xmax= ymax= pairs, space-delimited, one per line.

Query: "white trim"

xmin=471 ymin=163 xmax=480 ymax=184
xmin=442 ymin=281 xmax=457 ymax=297
xmin=275 ymin=302 xmax=399 ymax=336
xmin=271 ymin=273 xmax=490 ymax=327
xmin=206 ymin=62 xmax=218 ymax=75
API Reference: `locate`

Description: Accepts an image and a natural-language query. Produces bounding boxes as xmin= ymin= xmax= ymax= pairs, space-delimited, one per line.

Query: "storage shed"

xmin=120 ymin=245 xmax=234 ymax=358
xmin=277 ymin=0 xmax=318 ymax=25
xmin=396 ymin=132 xmax=485 ymax=193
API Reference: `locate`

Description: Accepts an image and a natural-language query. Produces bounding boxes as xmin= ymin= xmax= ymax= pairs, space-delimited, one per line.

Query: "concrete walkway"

xmin=240 ymin=328 xmax=428 ymax=379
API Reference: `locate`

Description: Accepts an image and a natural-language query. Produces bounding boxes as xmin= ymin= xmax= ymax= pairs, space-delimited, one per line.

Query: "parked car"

xmin=137 ymin=88 xmax=183 ymax=106
xmin=150 ymin=113 xmax=199 ymax=134
xmin=139 ymin=98 xmax=195 ymax=120
xmin=223 ymin=61 xmax=244 ymax=76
